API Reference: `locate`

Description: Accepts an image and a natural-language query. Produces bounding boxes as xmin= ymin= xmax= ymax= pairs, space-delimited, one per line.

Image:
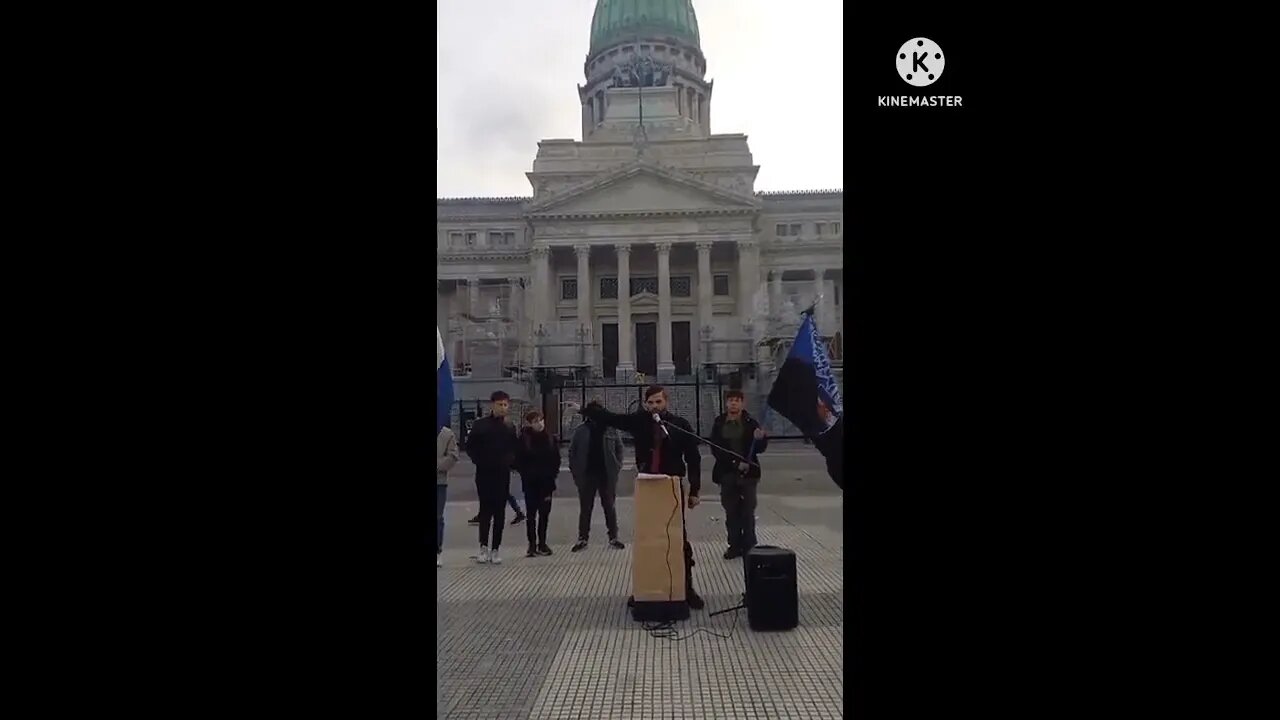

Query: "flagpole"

xmin=744 ymin=404 xmax=770 ymax=466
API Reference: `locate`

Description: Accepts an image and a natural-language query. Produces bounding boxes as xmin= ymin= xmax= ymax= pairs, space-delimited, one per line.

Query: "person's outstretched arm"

xmin=569 ymin=401 xmax=647 ymax=436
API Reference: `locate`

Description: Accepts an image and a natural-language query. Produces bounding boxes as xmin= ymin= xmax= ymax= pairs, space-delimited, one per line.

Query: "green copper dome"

xmin=589 ymin=0 xmax=701 ymax=55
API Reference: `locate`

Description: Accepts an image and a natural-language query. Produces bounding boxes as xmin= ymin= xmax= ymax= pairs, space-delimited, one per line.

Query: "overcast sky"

xmin=437 ymin=0 xmax=843 ymax=198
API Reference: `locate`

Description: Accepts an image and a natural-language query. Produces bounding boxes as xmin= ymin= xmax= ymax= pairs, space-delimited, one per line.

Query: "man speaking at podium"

xmin=567 ymin=385 xmax=705 ymax=610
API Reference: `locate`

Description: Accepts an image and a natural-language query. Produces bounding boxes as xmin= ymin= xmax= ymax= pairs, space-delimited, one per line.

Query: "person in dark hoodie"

xmin=709 ymin=390 xmax=770 ymax=559
xmin=567 ymin=385 xmax=706 ymax=610
xmin=569 ymin=404 xmax=625 ymax=552
xmin=464 ymin=391 xmax=519 ymax=565
xmin=515 ymin=410 xmax=560 ymax=558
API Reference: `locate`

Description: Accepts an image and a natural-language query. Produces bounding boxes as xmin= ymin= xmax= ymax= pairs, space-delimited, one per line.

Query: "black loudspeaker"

xmin=743 ymin=545 xmax=798 ymax=631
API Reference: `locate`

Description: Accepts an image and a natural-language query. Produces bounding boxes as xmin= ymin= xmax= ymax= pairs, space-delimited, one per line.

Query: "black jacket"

xmin=813 ymin=416 xmax=843 ymax=490
xmin=515 ymin=430 xmax=560 ymax=497
xmin=581 ymin=403 xmax=702 ymax=497
xmin=709 ymin=411 xmax=769 ymax=482
xmin=465 ymin=414 xmax=518 ymax=486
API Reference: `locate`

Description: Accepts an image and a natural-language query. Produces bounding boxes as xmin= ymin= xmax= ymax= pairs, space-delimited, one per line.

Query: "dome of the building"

xmin=589 ymin=0 xmax=700 ymax=56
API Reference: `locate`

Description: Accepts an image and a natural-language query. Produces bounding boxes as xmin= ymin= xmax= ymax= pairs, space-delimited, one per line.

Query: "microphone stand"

xmin=656 ymin=416 xmax=761 ymax=469
xmin=653 ymin=413 xmax=759 ymax=616
xmin=708 ymin=598 xmax=747 ymax=616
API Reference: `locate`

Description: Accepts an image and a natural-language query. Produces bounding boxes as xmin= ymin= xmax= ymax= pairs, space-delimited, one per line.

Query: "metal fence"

xmin=450 ymin=396 xmax=539 ymax=448
xmin=448 ymin=368 xmax=841 ymax=446
xmin=540 ymin=374 xmax=810 ymax=443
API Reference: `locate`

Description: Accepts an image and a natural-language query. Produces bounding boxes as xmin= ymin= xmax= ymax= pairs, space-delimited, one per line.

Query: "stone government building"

xmin=437 ymin=0 xmax=844 ymax=435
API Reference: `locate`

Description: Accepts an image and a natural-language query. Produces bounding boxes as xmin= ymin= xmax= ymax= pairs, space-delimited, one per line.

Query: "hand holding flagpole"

xmin=743 ymin=405 xmax=770 ymax=475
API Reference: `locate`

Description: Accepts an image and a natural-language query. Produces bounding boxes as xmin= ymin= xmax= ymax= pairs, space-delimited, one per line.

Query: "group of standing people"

xmin=435 ymin=385 xmax=780 ymax=614
xmin=457 ymin=391 xmax=557 ymax=563
xmin=435 ymin=390 xmax=631 ymax=564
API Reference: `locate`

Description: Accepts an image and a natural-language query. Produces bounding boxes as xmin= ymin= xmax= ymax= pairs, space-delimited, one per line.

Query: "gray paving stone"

xmin=437 ymin=491 xmax=844 ymax=719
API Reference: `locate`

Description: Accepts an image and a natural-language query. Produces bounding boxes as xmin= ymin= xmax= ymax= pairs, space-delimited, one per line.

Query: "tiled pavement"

xmin=436 ymin=491 xmax=844 ymax=719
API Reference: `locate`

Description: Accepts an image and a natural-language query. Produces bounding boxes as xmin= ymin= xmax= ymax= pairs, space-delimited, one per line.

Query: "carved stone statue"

xmin=610 ymin=65 xmax=629 ymax=88
xmin=654 ymin=63 xmax=672 ymax=86
xmin=609 ymin=56 xmax=673 ymax=89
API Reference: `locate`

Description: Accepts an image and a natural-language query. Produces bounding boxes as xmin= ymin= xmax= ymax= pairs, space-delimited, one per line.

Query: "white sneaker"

xmin=474 ymin=546 xmax=490 ymax=564
xmin=489 ymin=550 xmax=502 ymax=565
xmin=436 ymin=554 xmax=443 ymax=568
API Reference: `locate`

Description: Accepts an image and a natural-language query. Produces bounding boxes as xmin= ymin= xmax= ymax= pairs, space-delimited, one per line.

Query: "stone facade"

xmin=438 ymin=3 xmax=844 ymax=406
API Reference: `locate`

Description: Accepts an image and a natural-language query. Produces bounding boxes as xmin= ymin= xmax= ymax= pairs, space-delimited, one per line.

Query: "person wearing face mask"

xmin=515 ymin=410 xmax=560 ymax=558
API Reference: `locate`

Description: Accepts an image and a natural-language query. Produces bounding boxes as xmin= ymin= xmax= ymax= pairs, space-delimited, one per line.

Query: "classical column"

xmin=436 ymin=280 xmax=450 ymax=334
xmin=530 ymin=245 xmax=551 ymax=354
xmin=615 ymin=243 xmax=634 ymax=381
xmin=812 ymin=270 xmax=826 ymax=325
xmin=454 ymin=280 xmax=468 ymax=320
xmin=506 ymin=276 xmax=523 ymax=321
xmin=737 ymin=239 xmax=760 ymax=324
xmin=574 ymin=243 xmax=593 ymax=370
xmin=770 ymin=270 xmax=784 ymax=316
xmin=656 ymin=240 xmax=675 ymax=379
xmin=468 ymin=276 xmax=482 ymax=318
xmin=696 ymin=240 xmax=714 ymax=366
xmin=823 ymin=276 xmax=836 ymax=331
xmin=507 ymin=275 xmax=525 ymax=366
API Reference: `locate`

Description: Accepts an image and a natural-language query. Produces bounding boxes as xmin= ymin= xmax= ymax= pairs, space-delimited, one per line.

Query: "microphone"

xmin=652 ymin=413 xmax=670 ymax=438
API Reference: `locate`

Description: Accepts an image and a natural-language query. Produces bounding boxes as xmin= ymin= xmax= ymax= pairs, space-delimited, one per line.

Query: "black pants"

xmin=680 ymin=485 xmax=696 ymax=596
xmin=478 ymin=493 xmax=506 ymax=549
xmin=473 ymin=477 xmax=521 ymax=515
xmin=577 ymin=475 xmax=619 ymax=541
xmin=719 ymin=475 xmax=759 ymax=550
xmin=523 ymin=493 xmax=552 ymax=547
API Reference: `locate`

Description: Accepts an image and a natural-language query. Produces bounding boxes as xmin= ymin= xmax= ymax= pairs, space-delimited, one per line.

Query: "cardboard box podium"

xmin=631 ymin=473 xmax=689 ymax=621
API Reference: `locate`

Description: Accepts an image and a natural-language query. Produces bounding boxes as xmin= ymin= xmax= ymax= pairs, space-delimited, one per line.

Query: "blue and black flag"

xmin=767 ymin=312 xmax=844 ymax=488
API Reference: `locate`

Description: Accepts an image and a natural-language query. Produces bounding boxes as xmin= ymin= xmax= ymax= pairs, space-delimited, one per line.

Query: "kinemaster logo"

xmin=879 ymin=37 xmax=963 ymax=108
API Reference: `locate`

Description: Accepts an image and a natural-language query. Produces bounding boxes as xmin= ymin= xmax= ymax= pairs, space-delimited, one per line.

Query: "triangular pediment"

xmin=631 ymin=291 xmax=659 ymax=307
xmin=526 ymin=161 xmax=759 ymax=217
